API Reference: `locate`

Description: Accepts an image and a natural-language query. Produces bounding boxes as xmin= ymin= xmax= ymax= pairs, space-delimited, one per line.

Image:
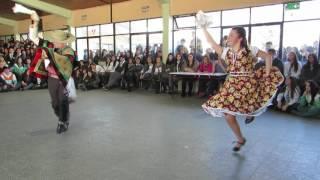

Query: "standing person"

xmin=199 ymin=13 xmax=284 ymax=151
xmin=13 ymin=4 xmax=76 ymax=134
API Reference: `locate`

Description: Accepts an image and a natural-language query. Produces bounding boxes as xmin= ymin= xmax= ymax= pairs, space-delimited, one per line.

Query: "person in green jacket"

xmin=12 ymin=57 xmax=27 ymax=85
xmin=293 ymin=80 xmax=320 ymax=117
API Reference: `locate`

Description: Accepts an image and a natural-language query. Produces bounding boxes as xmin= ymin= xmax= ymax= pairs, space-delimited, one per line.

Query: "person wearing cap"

xmin=13 ymin=4 xmax=76 ymax=134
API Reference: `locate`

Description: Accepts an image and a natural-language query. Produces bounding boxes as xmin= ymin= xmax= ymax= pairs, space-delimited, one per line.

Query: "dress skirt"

xmin=202 ymin=67 xmax=284 ymax=117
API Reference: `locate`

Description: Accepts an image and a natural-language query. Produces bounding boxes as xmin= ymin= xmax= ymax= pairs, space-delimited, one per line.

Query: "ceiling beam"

xmin=13 ymin=0 xmax=72 ymax=18
xmin=0 ymin=16 xmax=17 ymax=27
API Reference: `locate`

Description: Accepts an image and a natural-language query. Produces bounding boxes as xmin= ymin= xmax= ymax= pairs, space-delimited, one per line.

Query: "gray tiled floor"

xmin=0 ymin=89 xmax=319 ymax=180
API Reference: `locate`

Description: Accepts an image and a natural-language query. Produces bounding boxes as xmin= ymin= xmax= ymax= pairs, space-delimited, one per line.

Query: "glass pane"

xmin=196 ymin=28 xmax=221 ymax=55
xmin=148 ymin=18 xmax=163 ymax=32
xmin=115 ymin=22 xmax=129 ymax=34
xmin=131 ymin=34 xmax=147 ymax=56
xmin=115 ymin=35 xmax=129 ymax=53
xmin=88 ymin=38 xmax=100 ymax=57
xmin=76 ymin=39 xmax=87 ymax=61
xmin=175 ymin=16 xmax=196 ymax=29
xmin=76 ymin=27 xmax=87 ymax=37
xmin=251 ymin=25 xmax=281 ymax=52
xmin=205 ymin=11 xmax=221 ymax=27
xmin=101 ymin=24 xmax=113 ymax=36
xmin=285 ymin=1 xmax=320 ymax=21
xmin=149 ymin=33 xmax=163 ymax=56
xmin=223 ymin=27 xmax=249 ymax=41
xmin=222 ymin=8 xmax=250 ymax=26
xmin=283 ymin=20 xmax=320 ymax=60
xmin=101 ymin=36 xmax=114 ymax=52
xmin=131 ymin=20 xmax=147 ymax=33
xmin=174 ymin=29 xmax=195 ymax=55
xmin=251 ymin=4 xmax=283 ymax=23
xmin=88 ymin=25 xmax=100 ymax=37
xmin=70 ymin=27 xmax=76 ymax=50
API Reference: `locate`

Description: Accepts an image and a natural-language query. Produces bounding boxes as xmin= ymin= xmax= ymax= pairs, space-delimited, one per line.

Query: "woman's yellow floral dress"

xmin=202 ymin=47 xmax=284 ymax=117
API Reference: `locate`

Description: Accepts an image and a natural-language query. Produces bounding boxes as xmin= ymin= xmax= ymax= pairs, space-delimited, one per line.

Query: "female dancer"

xmin=200 ymin=17 xmax=284 ymax=151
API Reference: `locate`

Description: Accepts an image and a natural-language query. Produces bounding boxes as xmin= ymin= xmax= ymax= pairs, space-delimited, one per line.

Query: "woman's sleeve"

xmin=220 ymin=47 xmax=229 ymax=60
xmin=250 ymin=46 xmax=259 ymax=57
xmin=29 ymin=25 xmax=40 ymax=46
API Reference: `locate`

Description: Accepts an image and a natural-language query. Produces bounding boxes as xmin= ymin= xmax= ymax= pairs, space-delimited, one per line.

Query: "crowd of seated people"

xmin=0 ymin=39 xmax=47 ymax=92
xmin=1 ymin=38 xmax=319 ymax=118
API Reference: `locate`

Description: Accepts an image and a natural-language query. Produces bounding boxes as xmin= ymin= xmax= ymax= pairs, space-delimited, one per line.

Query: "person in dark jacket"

xmin=124 ymin=57 xmax=136 ymax=92
xmin=105 ymin=56 xmax=127 ymax=90
xmin=300 ymin=53 xmax=319 ymax=85
xmin=140 ymin=56 xmax=154 ymax=90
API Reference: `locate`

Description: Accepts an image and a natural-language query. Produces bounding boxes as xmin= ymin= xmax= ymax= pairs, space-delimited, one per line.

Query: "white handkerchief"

xmin=12 ymin=3 xmax=34 ymax=15
xmin=196 ymin=10 xmax=212 ymax=28
xmin=44 ymin=59 xmax=50 ymax=69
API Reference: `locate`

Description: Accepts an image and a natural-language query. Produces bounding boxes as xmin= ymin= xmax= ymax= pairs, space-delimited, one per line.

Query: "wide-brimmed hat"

xmin=44 ymin=30 xmax=75 ymax=44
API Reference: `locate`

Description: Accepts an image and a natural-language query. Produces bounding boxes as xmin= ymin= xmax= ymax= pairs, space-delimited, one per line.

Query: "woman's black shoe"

xmin=232 ymin=138 xmax=246 ymax=152
xmin=245 ymin=117 xmax=255 ymax=124
xmin=56 ymin=122 xmax=68 ymax=134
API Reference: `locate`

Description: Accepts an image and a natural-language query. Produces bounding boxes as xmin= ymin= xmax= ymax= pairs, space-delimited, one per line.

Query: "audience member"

xmin=276 ymin=76 xmax=301 ymax=112
xmin=181 ymin=53 xmax=199 ymax=97
xmin=292 ymin=80 xmax=320 ymax=117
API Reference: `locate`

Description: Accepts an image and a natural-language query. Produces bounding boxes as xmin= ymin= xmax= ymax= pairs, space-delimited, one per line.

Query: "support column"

xmin=161 ymin=0 xmax=170 ymax=63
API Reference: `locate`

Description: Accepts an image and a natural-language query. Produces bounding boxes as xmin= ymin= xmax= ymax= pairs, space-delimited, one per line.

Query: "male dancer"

xmin=13 ymin=4 xmax=76 ymax=134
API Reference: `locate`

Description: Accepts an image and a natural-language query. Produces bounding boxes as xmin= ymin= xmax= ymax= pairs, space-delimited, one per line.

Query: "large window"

xmin=101 ymin=24 xmax=113 ymax=36
xmin=283 ymin=20 xmax=320 ymax=59
xmin=174 ymin=29 xmax=195 ymax=54
xmin=73 ymin=1 xmax=320 ymax=59
xmin=88 ymin=25 xmax=100 ymax=37
xmin=175 ymin=16 xmax=196 ymax=28
xmin=131 ymin=34 xmax=147 ymax=56
xmin=196 ymin=28 xmax=221 ymax=54
xmin=222 ymin=8 xmax=250 ymax=26
xmin=149 ymin=33 xmax=163 ymax=54
xmin=204 ymin=11 xmax=221 ymax=27
xmin=88 ymin=38 xmax=100 ymax=56
xmin=251 ymin=4 xmax=283 ymax=24
xmin=251 ymin=25 xmax=281 ymax=51
xmin=115 ymin=35 xmax=129 ymax=53
xmin=148 ymin=18 xmax=163 ymax=32
xmin=101 ymin=36 xmax=114 ymax=52
xmin=284 ymin=1 xmax=320 ymax=21
xmin=76 ymin=27 xmax=87 ymax=37
xmin=77 ymin=39 xmax=87 ymax=61
xmin=131 ymin=20 xmax=147 ymax=33
xmin=115 ymin=22 xmax=130 ymax=34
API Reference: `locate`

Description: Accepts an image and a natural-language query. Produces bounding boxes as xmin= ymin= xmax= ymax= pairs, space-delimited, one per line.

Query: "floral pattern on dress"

xmin=202 ymin=48 xmax=284 ymax=117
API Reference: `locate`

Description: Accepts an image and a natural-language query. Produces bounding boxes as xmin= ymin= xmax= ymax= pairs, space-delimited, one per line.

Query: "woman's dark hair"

xmin=187 ymin=53 xmax=195 ymax=67
xmin=306 ymin=80 xmax=319 ymax=105
xmin=306 ymin=53 xmax=319 ymax=72
xmin=289 ymin=52 xmax=299 ymax=72
xmin=288 ymin=76 xmax=299 ymax=98
xmin=232 ymin=26 xmax=250 ymax=53
xmin=166 ymin=53 xmax=174 ymax=65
